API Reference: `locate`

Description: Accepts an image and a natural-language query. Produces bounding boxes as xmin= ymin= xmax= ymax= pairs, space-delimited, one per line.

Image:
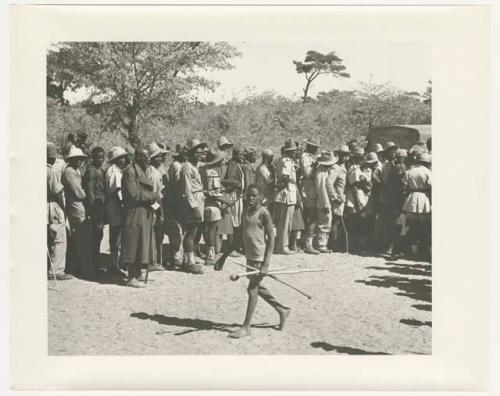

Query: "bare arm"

xmin=260 ymin=208 xmax=275 ymax=275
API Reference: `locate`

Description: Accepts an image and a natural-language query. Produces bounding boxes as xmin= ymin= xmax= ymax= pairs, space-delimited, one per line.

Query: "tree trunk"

xmin=302 ymin=79 xmax=312 ymax=103
xmin=125 ymin=106 xmax=141 ymax=148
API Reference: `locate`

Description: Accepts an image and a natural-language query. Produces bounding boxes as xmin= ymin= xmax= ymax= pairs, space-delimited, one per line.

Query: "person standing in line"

xmin=242 ymin=147 xmax=257 ymax=187
xmin=47 ymin=142 xmax=73 ymax=281
xmin=145 ymin=142 xmax=168 ymax=271
xmin=229 ymin=184 xmax=291 ymax=339
xmin=255 ymin=149 xmax=275 ymax=212
xmin=299 ymin=137 xmax=320 ymax=254
xmin=326 ymin=145 xmax=349 ymax=252
xmin=401 ymin=152 xmax=432 ymax=261
xmin=215 ymin=136 xmax=234 ymax=255
xmin=104 ymin=146 xmax=129 ymax=277
xmin=380 ymin=141 xmax=402 ymax=255
xmin=345 ymin=146 xmax=368 ymax=253
xmin=164 ymin=146 xmax=186 ymax=268
xmin=273 ymin=139 xmax=298 ymax=255
xmin=82 ymin=146 xmax=106 ymax=274
xmin=121 ymin=148 xmax=161 ymax=288
xmin=200 ymin=148 xmax=227 ymax=266
xmin=62 ymin=146 xmax=92 ymax=277
xmin=360 ymin=152 xmax=379 ymax=251
xmin=179 ymin=138 xmax=207 ymax=274
xmin=370 ymin=143 xmax=385 ymax=250
xmin=314 ymin=150 xmax=336 ymax=253
xmin=222 ymin=146 xmax=246 ymax=257
xmin=289 ymin=142 xmax=305 ymax=252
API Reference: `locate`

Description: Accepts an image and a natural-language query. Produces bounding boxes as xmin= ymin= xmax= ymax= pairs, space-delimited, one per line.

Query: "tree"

xmin=423 ymin=80 xmax=432 ymax=106
xmin=47 ymin=42 xmax=239 ymax=146
xmin=293 ymin=50 xmax=350 ymax=103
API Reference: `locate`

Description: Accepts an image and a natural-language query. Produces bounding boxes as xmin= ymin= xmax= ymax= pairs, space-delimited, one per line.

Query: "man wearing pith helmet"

xmin=300 ymin=137 xmax=321 ymax=255
xmin=105 ymin=147 xmax=129 ymax=277
xmin=314 ymin=150 xmax=336 ymax=253
xmin=47 ymin=142 xmax=72 ymax=281
xmin=179 ymin=138 xmax=207 ymax=274
xmin=327 ymin=144 xmax=349 ymax=252
xmin=146 ymin=142 xmax=168 ymax=271
xmin=62 ymin=146 xmax=92 ymax=277
xmin=273 ymin=139 xmax=299 ymax=255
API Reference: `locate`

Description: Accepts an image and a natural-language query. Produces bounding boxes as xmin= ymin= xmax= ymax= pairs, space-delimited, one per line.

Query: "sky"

xmin=196 ymin=41 xmax=430 ymax=103
xmin=65 ymin=41 xmax=430 ymax=104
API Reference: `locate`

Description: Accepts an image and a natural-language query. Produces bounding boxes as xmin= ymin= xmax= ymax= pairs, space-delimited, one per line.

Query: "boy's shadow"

xmin=130 ymin=312 xmax=276 ymax=335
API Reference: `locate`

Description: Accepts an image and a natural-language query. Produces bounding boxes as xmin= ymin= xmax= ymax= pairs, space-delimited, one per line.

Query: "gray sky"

xmin=65 ymin=41 xmax=430 ymax=104
xmin=196 ymin=41 xmax=430 ymax=103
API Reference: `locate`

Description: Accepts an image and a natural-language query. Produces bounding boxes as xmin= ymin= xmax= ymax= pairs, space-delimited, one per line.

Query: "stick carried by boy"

xmin=228 ymin=184 xmax=291 ymax=339
xmin=229 ymin=267 xmax=324 ymax=281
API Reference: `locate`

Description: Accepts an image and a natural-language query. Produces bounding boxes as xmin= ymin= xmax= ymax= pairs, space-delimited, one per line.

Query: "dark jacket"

xmin=82 ymin=164 xmax=105 ymax=224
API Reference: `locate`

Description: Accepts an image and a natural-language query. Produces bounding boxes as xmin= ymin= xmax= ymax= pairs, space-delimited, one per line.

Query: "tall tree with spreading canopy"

xmin=293 ymin=50 xmax=350 ymax=103
xmin=47 ymin=42 xmax=239 ymax=146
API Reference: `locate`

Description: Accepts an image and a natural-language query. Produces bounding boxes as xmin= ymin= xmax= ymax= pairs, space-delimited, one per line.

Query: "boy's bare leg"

xmin=230 ymin=276 xmax=260 ymax=338
xmin=258 ymin=283 xmax=291 ymax=330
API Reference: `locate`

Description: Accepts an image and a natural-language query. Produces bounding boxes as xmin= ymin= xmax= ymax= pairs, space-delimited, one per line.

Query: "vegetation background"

xmin=47 ymin=42 xmax=431 ymax=153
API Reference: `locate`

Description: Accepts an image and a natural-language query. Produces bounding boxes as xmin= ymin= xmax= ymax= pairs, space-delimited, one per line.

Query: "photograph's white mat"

xmin=10 ymin=5 xmax=490 ymax=391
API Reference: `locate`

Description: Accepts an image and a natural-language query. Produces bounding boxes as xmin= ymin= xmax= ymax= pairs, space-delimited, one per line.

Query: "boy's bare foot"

xmin=278 ymin=307 xmax=291 ymax=330
xmin=229 ymin=327 xmax=251 ymax=339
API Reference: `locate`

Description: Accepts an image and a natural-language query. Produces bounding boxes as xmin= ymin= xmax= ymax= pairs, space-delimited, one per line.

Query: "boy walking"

xmin=230 ymin=184 xmax=291 ymax=339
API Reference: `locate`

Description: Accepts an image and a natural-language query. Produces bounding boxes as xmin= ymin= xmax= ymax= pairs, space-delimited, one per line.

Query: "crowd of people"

xmin=47 ymin=133 xmax=432 ymax=290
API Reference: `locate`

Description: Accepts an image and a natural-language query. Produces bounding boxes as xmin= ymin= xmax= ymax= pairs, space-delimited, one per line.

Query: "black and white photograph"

xmin=46 ymin=40 xmax=432 ymax=356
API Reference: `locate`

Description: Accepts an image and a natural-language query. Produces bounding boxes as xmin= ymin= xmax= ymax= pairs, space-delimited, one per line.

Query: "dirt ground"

xmin=48 ymin=227 xmax=431 ymax=355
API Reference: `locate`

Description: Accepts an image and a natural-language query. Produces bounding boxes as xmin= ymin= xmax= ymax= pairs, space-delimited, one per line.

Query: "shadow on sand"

xmin=356 ymin=261 xmax=432 ymax=304
xmin=400 ymin=319 xmax=432 ymax=327
xmin=310 ymin=341 xmax=391 ymax=355
xmin=131 ymin=312 xmax=276 ymax=335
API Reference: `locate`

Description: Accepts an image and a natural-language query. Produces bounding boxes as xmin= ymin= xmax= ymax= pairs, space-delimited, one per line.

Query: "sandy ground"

xmin=48 ymin=228 xmax=431 ymax=355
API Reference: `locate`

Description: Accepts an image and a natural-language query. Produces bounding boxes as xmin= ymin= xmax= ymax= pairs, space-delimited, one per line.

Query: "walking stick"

xmin=47 ymin=248 xmax=59 ymax=291
xmin=229 ymin=260 xmax=313 ymax=300
xmin=340 ymin=215 xmax=349 ymax=254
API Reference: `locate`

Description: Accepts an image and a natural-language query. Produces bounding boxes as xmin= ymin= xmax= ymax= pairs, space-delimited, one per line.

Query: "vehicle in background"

xmin=367 ymin=125 xmax=432 ymax=151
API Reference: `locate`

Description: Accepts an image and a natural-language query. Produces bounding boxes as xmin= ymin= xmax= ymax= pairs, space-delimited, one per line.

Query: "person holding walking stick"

xmin=121 ymin=148 xmax=161 ymax=288
xmin=229 ymin=184 xmax=291 ymax=339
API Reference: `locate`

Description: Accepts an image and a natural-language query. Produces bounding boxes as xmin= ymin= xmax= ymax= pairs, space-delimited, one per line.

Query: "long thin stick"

xmin=230 ymin=266 xmax=289 ymax=281
xmin=229 ymin=260 xmax=312 ymax=300
xmin=47 ymin=249 xmax=59 ymax=291
xmin=340 ymin=215 xmax=349 ymax=254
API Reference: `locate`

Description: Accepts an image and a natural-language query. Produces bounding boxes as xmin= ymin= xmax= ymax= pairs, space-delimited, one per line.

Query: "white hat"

xmin=108 ymin=146 xmax=127 ymax=163
xmin=146 ymin=142 xmax=167 ymax=159
xmin=66 ymin=147 xmax=87 ymax=160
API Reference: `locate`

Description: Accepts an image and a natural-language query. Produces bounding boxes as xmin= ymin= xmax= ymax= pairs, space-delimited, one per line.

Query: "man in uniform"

xmin=146 ymin=142 xmax=168 ymax=271
xmin=273 ymin=139 xmax=298 ymax=255
xmin=62 ymin=146 xmax=91 ymax=277
xmin=327 ymin=145 xmax=349 ymax=252
xmin=314 ymin=150 xmax=336 ymax=253
xmin=105 ymin=146 xmax=129 ymax=277
xmin=179 ymin=138 xmax=207 ymax=274
xmin=164 ymin=146 xmax=186 ymax=268
xmin=300 ymin=137 xmax=320 ymax=254
xmin=47 ymin=142 xmax=72 ymax=280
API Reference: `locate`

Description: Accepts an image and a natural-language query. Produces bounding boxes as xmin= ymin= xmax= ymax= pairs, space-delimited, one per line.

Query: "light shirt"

xmin=105 ymin=163 xmax=124 ymax=226
xmin=274 ymin=156 xmax=297 ymax=205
